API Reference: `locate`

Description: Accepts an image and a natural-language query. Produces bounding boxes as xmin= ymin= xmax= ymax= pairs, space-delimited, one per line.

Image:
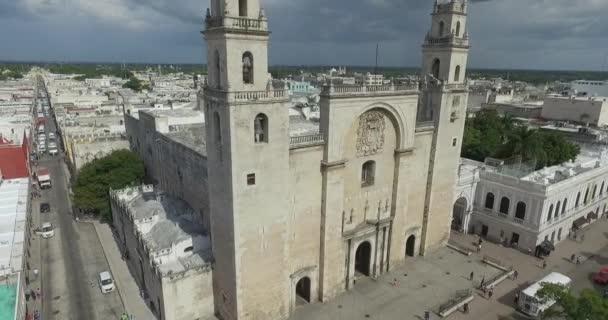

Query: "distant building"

xmin=110 ymin=185 xmax=214 ymax=320
xmin=470 ymin=148 xmax=608 ymax=253
xmin=541 ymin=94 xmax=608 ymax=126
xmin=0 ymin=133 xmax=30 ymax=179
xmin=355 ymin=73 xmax=384 ymax=86
xmin=482 ymin=102 xmax=543 ymax=119
xmin=571 ymin=80 xmax=608 ymax=97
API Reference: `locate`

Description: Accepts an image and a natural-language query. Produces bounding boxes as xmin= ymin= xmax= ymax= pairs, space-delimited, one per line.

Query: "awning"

xmin=573 ymin=217 xmax=587 ymax=230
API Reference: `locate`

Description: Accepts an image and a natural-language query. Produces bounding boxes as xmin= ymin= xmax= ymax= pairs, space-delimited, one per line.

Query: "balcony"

xmin=203 ymin=87 xmax=289 ymax=104
xmin=320 ymin=83 xmax=418 ymax=98
xmin=423 ymin=34 xmax=470 ymax=48
xmin=289 ymin=133 xmax=325 ymax=149
xmin=205 ymin=15 xmax=268 ymax=33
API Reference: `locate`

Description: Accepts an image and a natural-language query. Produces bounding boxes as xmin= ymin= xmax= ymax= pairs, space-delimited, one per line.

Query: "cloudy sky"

xmin=1 ymin=0 xmax=607 ymax=70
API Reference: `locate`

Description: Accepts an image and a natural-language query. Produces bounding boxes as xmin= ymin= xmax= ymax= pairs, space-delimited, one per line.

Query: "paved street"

xmin=31 ymin=81 xmax=124 ymax=320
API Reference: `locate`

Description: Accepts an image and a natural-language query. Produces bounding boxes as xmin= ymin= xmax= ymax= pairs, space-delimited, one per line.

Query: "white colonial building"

xmin=469 ymin=148 xmax=608 ymax=253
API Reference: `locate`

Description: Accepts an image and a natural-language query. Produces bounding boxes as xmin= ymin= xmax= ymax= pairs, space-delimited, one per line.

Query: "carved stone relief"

xmin=356 ymin=111 xmax=386 ymax=157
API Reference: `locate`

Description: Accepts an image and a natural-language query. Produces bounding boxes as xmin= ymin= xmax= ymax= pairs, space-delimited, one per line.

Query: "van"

xmin=518 ymin=272 xmax=571 ymax=317
xmin=40 ymin=223 xmax=55 ymax=238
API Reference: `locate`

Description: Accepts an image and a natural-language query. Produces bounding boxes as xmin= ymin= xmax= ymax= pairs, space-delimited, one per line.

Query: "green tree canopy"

xmin=73 ymin=150 xmax=144 ymax=221
xmin=462 ymin=110 xmax=580 ymax=169
xmin=537 ymin=283 xmax=608 ymax=320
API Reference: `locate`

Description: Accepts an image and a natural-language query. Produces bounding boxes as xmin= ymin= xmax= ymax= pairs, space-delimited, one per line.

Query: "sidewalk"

xmin=26 ymin=193 xmax=43 ymax=318
xmin=93 ymin=221 xmax=156 ymax=320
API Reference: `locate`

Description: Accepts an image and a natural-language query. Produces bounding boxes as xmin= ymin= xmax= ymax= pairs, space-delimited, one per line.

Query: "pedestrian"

xmin=463 ymin=302 xmax=469 ymax=314
xmin=36 ymin=287 xmax=41 ymax=300
xmin=488 ymin=286 xmax=494 ymax=299
xmin=424 ymin=310 xmax=430 ymax=320
xmin=470 ymin=271 xmax=474 ymax=281
xmin=514 ymin=292 xmax=520 ymax=304
xmin=576 ymin=255 xmax=581 ymax=265
xmin=477 ymin=243 xmax=482 ymax=253
xmin=391 ymin=278 xmax=398 ymax=287
xmin=480 ymin=277 xmax=485 ymax=289
xmin=478 ymin=237 xmax=483 ymax=246
xmin=513 ymin=270 xmax=518 ymax=280
xmin=571 ymin=253 xmax=576 ymax=263
xmin=30 ymin=288 xmax=36 ymax=301
xmin=542 ymin=259 xmax=547 ymax=269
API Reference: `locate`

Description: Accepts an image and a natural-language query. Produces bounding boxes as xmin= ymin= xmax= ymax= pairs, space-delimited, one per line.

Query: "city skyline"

xmin=1 ymin=0 xmax=607 ymax=71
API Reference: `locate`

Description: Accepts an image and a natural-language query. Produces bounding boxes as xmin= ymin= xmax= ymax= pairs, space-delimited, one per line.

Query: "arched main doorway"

xmin=354 ymin=241 xmax=372 ymax=276
xmin=406 ymin=235 xmax=416 ymax=257
xmin=452 ymin=197 xmax=468 ymax=231
xmin=295 ymin=277 xmax=311 ymax=305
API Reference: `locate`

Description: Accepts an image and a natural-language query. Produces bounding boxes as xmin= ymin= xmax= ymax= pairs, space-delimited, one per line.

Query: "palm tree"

xmin=499 ymin=126 xmax=545 ymax=162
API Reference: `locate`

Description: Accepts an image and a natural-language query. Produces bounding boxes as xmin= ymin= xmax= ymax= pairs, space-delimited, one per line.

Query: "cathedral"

xmin=201 ymin=0 xmax=470 ymax=319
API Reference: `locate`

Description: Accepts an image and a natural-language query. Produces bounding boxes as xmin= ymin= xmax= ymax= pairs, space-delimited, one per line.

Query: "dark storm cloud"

xmin=1 ymin=0 xmax=607 ymax=70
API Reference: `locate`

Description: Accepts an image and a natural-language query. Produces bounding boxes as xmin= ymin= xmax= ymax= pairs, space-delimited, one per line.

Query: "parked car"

xmin=48 ymin=132 xmax=55 ymax=139
xmin=594 ymin=268 xmax=608 ymax=285
xmin=98 ymin=271 xmax=115 ymax=293
xmin=39 ymin=203 xmax=50 ymax=213
xmin=39 ymin=223 xmax=55 ymax=238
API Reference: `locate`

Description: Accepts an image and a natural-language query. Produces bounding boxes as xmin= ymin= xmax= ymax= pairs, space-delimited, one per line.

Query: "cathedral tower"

xmin=419 ymin=0 xmax=470 ymax=253
xmin=203 ymin=0 xmax=291 ymax=319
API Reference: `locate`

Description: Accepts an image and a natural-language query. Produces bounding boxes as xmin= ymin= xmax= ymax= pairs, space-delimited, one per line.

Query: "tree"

xmin=73 ymin=150 xmax=144 ymax=221
xmin=536 ymin=283 xmax=608 ymax=320
xmin=461 ymin=110 xmax=580 ymax=169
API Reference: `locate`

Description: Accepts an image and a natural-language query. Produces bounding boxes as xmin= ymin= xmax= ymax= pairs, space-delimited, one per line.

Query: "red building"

xmin=0 ymin=132 xmax=30 ymax=179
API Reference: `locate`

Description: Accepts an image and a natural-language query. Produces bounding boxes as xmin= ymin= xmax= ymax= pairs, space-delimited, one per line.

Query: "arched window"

xmin=592 ymin=185 xmax=597 ymax=199
xmin=254 ymin=113 xmax=268 ymax=143
xmin=499 ymin=197 xmax=510 ymax=214
xmin=431 ymin=59 xmax=440 ymax=79
xmin=361 ymin=161 xmax=376 ymax=187
xmin=242 ymin=52 xmax=254 ymax=84
xmin=239 ymin=0 xmax=248 ymax=16
xmin=547 ymin=204 xmax=553 ymax=222
xmin=214 ymin=112 xmax=221 ymax=144
xmin=454 ymin=65 xmax=461 ymax=82
xmin=555 ymin=201 xmax=560 ymax=219
xmin=515 ymin=202 xmax=526 ymax=220
xmin=484 ymin=193 xmax=495 ymax=209
xmin=439 ymin=21 xmax=445 ymax=37
xmin=575 ymin=192 xmax=581 ymax=207
xmin=214 ymin=50 xmax=221 ymax=88
xmin=601 ymin=182 xmax=605 ymax=195
xmin=456 ymin=21 xmax=461 ymax=37
xmin=584 ymin=188 xmax=590 ymax=204
xmin=562 ymin=198 xmax=567 ymax=214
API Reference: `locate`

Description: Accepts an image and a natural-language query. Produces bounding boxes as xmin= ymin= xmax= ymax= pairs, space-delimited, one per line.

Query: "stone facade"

xmin=470 ymin=148 xmax=608 ymax=252
xmin=110 ymin=185 xmax=214 ymax=320
xmin=200 ymin=1 xmax=470 ymax=320
xmin=541 ymin=95 xmax=608 ymax=126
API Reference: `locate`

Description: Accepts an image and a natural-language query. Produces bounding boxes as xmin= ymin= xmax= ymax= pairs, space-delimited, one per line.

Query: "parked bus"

xmin=518 ymin=272 xmax=571 ymax=318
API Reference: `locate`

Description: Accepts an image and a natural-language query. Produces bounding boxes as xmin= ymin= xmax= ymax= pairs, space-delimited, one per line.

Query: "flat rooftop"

xmin=164 ymin=124 xmax=207 ymax=156
xmin=520 ymin=147 xmax=608 ymax=185
xmin=0 ymin=178 xmax=28 ymax=277
xmin=114 ymin=186 xmax=212 ymax=275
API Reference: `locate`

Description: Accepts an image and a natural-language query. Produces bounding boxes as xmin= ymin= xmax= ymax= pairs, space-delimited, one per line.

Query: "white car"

xmin=39 ymin=223 xmax=55 ymax=238
xmin=48 ymin=148 xmax=58 ymax=156
xmin=37 ymin=145 xmax=46 ymax=153
xmin=98 ymin=271 xmax=115 ymax=293
xmin=48 ymin=132 xmax=55 ymax=139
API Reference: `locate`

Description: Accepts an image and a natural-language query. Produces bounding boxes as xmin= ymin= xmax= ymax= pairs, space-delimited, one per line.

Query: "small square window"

xmin=247 ymin=173 xmax=256 ymax=185
xmin=452 ymin=138 xmax=458 ymax=147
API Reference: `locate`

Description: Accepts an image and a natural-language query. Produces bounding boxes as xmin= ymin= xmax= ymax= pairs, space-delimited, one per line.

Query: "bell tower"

xmin=419 ymin=0 xmax=470 ymax=253
xmin=203 ymin=0 xmax=291 ymax=319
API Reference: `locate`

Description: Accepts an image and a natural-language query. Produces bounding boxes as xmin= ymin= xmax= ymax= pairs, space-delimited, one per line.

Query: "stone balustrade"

xmin=204 ymin=87 xmax=289 ymax=104
xmin=424 ymin=34 xmax=469 ymax=47
xmin=205 ymin=15 xmax=268 ymax=32
xmin=320 ymin=83 xmax=418 ymax=98
xmin=289 ymin=133 xmax=325 ymax=148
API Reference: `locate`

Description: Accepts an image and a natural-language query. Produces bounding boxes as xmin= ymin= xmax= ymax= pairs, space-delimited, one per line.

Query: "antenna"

xmin=374 ymin=42 xmax=379 ymax=75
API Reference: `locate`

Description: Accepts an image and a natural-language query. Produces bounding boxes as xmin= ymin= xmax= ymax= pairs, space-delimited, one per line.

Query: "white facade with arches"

xmin=470 ymin=148 xmax=608 ymax=252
